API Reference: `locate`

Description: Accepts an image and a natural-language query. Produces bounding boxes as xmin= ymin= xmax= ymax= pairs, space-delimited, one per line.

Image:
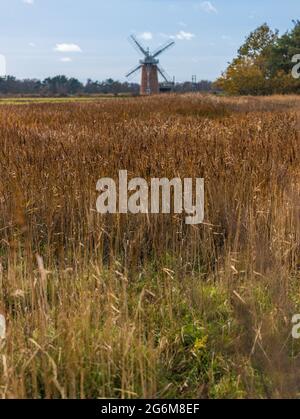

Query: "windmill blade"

xmin=129 ymin=35 xmax=148 ymax=57
xmin=153 ymin=41 xmax=175 ymax=58
xmin=157 ymin=65 xmax=170 ymax=83
xmin=126 ymin=64 xmax=142 ymax=79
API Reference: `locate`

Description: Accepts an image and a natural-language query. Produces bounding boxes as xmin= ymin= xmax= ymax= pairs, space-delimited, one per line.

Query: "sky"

xmin=0 ymin=0 xmax=298 ymax=82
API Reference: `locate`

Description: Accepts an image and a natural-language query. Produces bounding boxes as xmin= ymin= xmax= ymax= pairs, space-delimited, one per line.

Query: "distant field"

xmin=0 ymin=94 xmax=299 ymax=399
xmin=0 ymin=95 xmax=130 ymax=105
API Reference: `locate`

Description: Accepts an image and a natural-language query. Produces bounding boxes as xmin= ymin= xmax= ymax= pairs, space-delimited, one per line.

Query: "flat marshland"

xmin=0 ymin=94 xmax=299 ymax=398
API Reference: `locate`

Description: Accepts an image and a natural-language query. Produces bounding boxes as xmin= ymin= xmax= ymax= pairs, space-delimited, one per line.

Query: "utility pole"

xmin=192 ymin=75 xmax=197 ymax=91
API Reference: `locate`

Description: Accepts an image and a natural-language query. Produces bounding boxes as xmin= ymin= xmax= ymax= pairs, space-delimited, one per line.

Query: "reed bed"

xmin=0 ymin=94 xmax=299 ymax=398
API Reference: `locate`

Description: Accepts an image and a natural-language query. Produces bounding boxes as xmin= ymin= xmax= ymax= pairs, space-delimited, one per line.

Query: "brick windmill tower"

xmin=126 ymin=35 xmax=175 ymax=95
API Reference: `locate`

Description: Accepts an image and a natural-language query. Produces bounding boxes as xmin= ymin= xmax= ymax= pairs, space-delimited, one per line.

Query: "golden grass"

xmin=0 ymin=94 xmax=299 ymax=399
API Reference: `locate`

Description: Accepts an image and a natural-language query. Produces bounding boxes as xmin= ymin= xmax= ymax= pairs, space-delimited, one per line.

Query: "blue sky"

xmin=0 ymin=0 xmax=298 ymax=82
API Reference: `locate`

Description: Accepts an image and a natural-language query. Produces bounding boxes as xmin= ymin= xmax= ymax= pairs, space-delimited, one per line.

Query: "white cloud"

xmin=199 ymin=1 xmax=218 ymax=14
xmin=60 ymin=57 xmax=72 ymax=62
xmin=172 ymin=30 xmax=195 ymax=41
xmin=160 ymin=30 xmax=195 ymax=41
xmin=22 ymin=0 xmax=34 ymax=5
xmin=54 ymin=43 xmax=82 ymax=53
xmin=138 ymin=32 xmax=153 ymax=41
xmin=29 ymin=42 xmax=36 ymax=47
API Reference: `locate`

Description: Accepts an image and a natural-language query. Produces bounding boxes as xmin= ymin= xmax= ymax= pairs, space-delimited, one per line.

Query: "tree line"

xmin=215 ymin=20 xmax=300 ymax=95
xmin=0 ymin=75 xmax=213 ymax=96
xmin=0 ymin=76 xmax=140 ymax=96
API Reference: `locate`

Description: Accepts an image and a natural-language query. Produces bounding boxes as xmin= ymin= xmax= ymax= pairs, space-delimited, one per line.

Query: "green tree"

xmin=267 ymin=20 xmax=300 ymax=77
xmin=68 ymin=78 xmax=83 ymax=94
xmin=238 ymin=23 xmax=278 ymax=61
xmin=215 ymin=22 xmax=300 ymax=95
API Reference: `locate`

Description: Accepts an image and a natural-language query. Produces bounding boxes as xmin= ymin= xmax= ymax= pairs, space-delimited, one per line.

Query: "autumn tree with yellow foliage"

xmin=215 ymin=22 xmax=300 ymax=95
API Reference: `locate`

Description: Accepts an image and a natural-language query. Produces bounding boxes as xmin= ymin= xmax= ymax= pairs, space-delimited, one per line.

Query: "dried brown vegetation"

xmin=0 ymin=94 xmax=299 ymax=399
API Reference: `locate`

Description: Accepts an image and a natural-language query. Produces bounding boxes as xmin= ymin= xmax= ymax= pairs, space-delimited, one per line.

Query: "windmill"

xmin=126 ymin=35 xmax=175 ymax=95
